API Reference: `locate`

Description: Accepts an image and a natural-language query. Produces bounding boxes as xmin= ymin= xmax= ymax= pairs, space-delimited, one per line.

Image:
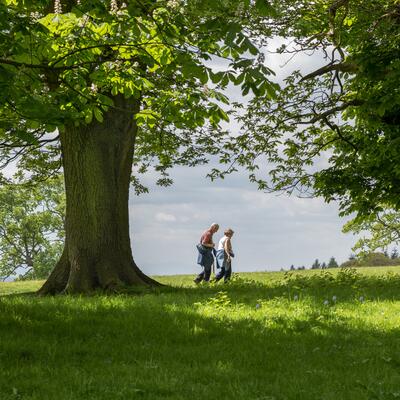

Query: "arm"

xmin=224 ymin=238 xmax=231 ymax=260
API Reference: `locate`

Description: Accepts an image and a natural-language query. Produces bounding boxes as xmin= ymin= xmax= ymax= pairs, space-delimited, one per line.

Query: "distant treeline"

xmin=285 ymin=250 xmax=400 ymax=271
xmin=286 ymin=256 xmax=339 ymax=271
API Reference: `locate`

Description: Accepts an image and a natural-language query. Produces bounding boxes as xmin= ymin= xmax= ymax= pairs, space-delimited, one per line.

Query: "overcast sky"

xmin=129 ymin=39 xmax=359 ymax=276
xmin=130 ymin=166 xmax=357 ymax=276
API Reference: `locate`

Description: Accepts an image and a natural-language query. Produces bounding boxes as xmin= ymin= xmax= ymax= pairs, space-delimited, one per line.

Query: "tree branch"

xmin=300 ymin=62 xmax=358 ymax=82
xmin=323 ymin=116 xmax=358 ymax=151
xmin=308 ymin=99 xmax=363 ymax=123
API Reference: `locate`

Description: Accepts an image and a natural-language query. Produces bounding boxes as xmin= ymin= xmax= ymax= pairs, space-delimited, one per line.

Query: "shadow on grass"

xmin=1 ymin=280 xmax=400 ymax=400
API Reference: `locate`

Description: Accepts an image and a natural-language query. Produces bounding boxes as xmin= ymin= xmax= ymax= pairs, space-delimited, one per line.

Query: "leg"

xmin=224 ymin=261 xmax=232 ymax=282
xmin=204 ymin=264 xmax=212 ymax=282
xmin=215 ymin=267 xmax=225 ymax=282
xmin=194 ymin=269 xmax=204 ymax=284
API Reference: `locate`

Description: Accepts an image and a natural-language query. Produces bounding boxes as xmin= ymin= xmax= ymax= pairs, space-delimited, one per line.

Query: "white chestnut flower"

xmin=78 ymin=15 xmax=90 ymax=27
xmin=90 ymin=83 xmax=98 ymax=93
xmin=110 ymin=0 xmax=118 ymax=14
xmin=30 ymin=11 xmax=42 ymax=21
xmin=54 ymin=0 xmax=62 ymax=14
xmin=167 ymin=0 xmax=180 ymax=9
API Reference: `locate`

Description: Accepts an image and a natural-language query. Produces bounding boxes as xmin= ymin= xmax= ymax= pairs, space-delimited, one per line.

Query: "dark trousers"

xmin=195 ymin=265 xmax=212 ymax=283
xmin=215 ymin=262 xmax=232 ymax=282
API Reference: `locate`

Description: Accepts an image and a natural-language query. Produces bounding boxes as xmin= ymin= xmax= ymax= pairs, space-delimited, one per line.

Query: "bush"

xmin=340 ymin=252 xmax=400 ymax=268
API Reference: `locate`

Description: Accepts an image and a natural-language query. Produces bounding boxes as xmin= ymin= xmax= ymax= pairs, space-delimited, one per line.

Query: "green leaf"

xmin=210 ymin=71 xmax=224 ymax=84
xmin=93 ymin=107 xmax=103 ymax=123
xmin=84 ymin=109 xmax=93 ymax=124
xmin=255 ymin=0 xmax=276 ymax=17
xmin=241 ymin=38 xmax=258 ymax=55
xmin=217 ymin=108 xmax=230 ymax=122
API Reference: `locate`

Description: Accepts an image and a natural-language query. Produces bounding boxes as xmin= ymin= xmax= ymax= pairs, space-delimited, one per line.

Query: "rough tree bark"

xmin=38 ymin=95 xmax=159 ymax=294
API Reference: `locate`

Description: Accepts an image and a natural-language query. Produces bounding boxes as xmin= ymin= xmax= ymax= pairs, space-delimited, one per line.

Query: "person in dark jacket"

xmin=194 ymin=223 xmax=219 ymax=283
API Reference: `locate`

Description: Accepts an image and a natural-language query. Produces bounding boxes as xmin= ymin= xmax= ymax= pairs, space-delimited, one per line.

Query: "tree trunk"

xmin=38 ymin=96 xmax=159 ymax=294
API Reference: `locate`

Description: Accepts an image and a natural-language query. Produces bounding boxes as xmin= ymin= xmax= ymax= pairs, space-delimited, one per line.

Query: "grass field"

xmin=1 ymin=267 xmax=400 ymax=400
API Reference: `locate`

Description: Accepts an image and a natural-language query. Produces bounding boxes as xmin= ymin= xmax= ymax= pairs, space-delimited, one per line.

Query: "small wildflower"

xmin=323 ymin=300 xmax=329 ymax=306
xmin=293 ymin=295 xmax=298 ymax=301
xmin=76 ymin=0 xmax=81 ymax=4
xmin=359 ymin=296 xmax=364 ymax=302
xmin=332 ymin=295 xmax=337 ymax=302
xmin=255 ymin=303 xmax=261 ymax=310
xmin=54 ymin=0 xmax=62 ymax=14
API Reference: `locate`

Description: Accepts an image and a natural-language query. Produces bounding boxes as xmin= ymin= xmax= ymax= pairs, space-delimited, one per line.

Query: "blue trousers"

xmin=215 ymin=261 xmax=232 ymax=282
xmin=195 ymin=265 xmax=212 ymax=283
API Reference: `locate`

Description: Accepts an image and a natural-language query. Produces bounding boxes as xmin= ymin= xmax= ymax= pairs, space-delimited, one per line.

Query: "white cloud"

xmin=155 ymin=212 xmax=177 ymax=222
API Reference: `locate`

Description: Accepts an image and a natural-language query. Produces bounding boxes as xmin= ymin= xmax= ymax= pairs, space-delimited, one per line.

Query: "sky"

xmin=129 ymin=165 xmax=358 ymax=276
xmin=129 ymin=39 xmax=360 ymax=276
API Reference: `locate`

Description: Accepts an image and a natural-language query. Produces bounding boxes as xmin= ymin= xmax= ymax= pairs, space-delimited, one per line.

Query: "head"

xmin=210 ymin=223 xmax=219 ymax=233
xmin=224 ymin=228 xmax=234 ymax=237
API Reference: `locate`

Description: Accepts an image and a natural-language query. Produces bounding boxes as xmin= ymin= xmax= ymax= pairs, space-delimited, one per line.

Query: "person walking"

xmin=194 ymin=223 xmax=219 ymax=284
xmin=215 ymin=228 xmax=234 ymax=283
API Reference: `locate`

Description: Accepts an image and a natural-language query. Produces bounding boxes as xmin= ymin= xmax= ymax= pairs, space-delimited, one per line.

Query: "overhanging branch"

xmin=308 ymin=99 xmax=363 ymax=123
xmin=300 ymin=62 xmax=358 ymax=82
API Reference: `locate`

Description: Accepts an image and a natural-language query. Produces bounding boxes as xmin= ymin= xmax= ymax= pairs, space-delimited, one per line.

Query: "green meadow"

xmin=1 ymin=267 xmax=400 ymax=400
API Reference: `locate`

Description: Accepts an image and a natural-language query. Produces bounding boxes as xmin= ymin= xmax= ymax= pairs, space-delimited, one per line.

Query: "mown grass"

xmin=1 ymin=267 xmax=400 ymax=400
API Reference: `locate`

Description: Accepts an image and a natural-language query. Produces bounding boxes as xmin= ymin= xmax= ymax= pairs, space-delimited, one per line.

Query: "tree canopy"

xmin=0 ymin=0 xmax=277 ymax=186
xmin=219 ymin=0 xmax=400 ymax=218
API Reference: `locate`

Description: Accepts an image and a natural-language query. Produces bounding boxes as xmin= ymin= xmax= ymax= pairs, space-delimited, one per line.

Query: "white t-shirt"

xmin=217 ymin=235 xmax=229 ymax=251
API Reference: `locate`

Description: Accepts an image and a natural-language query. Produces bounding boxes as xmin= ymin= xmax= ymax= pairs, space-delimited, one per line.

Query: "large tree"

xmin=218 ymin=0 xmax=400 ymax=219
xmin=0 ymin=0 xmax=276 ymax=293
